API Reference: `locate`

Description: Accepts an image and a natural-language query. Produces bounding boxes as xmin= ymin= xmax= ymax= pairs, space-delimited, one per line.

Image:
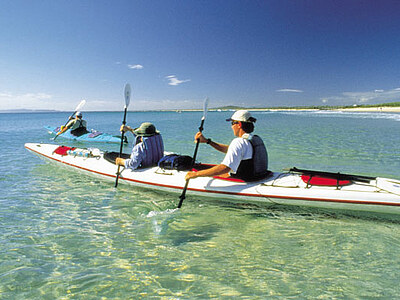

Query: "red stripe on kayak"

xmin=25 ymin=145 xmax=400 ymax=208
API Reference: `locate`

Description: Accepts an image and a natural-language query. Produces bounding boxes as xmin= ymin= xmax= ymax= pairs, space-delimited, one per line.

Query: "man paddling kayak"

xmin=57 ymin=111 xmax=88 ymax=137
xmin=115 ymin=122 xmax=164 ymax=170
xmin=185 ymin=110 xmax=269 ymax=181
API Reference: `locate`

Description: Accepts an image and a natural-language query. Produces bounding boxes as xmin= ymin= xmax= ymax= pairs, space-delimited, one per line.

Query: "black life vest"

xmin=231 ymin=135 xmax=269 ymax=181
xmin=70 ymin=120 xmax=88 ymax=136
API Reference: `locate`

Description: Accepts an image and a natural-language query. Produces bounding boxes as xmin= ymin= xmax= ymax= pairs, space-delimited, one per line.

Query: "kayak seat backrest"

xmin=301 ymin=175 xmax=352 ymax=187
xmin=103 ymin=152 xmax=131 ymax=165
xmin=53 ymin=146 xmax=75 ymax=156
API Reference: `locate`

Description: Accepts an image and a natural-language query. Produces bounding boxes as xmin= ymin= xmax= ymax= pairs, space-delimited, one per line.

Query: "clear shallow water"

xmin=1 ymin=110 xmax=400 ymax=298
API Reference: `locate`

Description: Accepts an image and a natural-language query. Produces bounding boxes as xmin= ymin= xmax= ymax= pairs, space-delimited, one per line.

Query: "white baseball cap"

xmin=76 ymin=111 xmax=82 ymax=117
xmin=226 ymin=110 xmax=256 ymax=123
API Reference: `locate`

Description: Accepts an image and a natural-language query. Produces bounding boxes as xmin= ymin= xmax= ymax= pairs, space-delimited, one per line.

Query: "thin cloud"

xmin=0 ymin=92 xmax=54 ymax=110
xmin=321 ymin=88 xmax=400 ymax=105
xmin=165 ymin=75 xmax=190 ymax=86
xmin=133 ymin=99 xmax=203 ymax=110
xmin=128 ymin=64 xmax=144 ymax=70
xmin=25 ymin=93 xmax=52 ymax=100
xmin=276 ymin=89 xmax=303 ymax=93
xmin=85 ymin=98 xmax=205 ymax=111
xmin=0 ymin=92 xmax=12 ymax=98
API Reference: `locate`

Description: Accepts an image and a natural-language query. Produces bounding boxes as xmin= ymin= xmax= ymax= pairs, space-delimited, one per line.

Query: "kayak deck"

xmin=25 ymin=142 xmax=400 ymax=216
xmin=45 ymin=126 xmax=127 ymax=144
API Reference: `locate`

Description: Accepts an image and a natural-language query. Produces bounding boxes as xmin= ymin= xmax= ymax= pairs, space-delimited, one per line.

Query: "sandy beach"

xmin=244 ymin=106 xmax=400 ymax=113
xmin=162 ymin=106 xmax=400 ymax=113
xmin=336 ymin=106 xmax=400 ymax=112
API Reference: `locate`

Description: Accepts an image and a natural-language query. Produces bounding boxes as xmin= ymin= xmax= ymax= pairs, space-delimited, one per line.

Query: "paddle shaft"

xmin=115 ymin=106 xmax=128 ymax=187
xmin=178 ymin=117 xmax=205 ymax=208
xmin=54 ymin=100 xmax=86 ymax=141
xmin=53 ymin=110 xmax=78 ymax=141
xmin=190 ymin=118 xmax=205 ymax=166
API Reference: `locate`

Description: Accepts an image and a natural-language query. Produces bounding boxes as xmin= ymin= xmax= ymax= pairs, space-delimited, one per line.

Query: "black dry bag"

xmin=158 ymin=154 xmax=193 ymax=171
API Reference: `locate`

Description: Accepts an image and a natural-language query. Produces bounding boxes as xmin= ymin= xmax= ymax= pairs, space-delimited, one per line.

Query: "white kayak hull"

xmin=25 ymin=143 xmax=400 ymax=216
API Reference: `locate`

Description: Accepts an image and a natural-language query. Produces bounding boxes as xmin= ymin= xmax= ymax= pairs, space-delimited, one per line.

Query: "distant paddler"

xmin=57 ymin=111 xmax=89 ymax=137
xmin=54 ymin=99 xmax=87 ymax=140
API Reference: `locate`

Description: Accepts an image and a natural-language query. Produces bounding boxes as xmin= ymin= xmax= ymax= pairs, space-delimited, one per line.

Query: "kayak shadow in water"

xmin=166 ymin=224 xmax=220 ymax=246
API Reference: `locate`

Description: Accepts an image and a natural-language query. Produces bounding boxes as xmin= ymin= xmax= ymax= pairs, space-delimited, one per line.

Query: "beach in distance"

xmin=246 ymin=107 xmax=400 ymax=113
xmin=258 ymin=106 xmax=400 ymax=113
xmin=4 ymin=102 xmax=400 ymax=114
xmin=164 ymin=102 xmax=400 ymax=113
xmin=335 ymin=106 xmax=400 ymax=112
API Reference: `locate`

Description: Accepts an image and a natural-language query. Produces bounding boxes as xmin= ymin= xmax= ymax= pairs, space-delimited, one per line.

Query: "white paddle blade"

xmin=124 ymin=84 xmax=131 ymax=108
xmin=76 ymin=100 xmax=86 ymax=112
xmin=202 ymin=97 xmax=209 ymax=120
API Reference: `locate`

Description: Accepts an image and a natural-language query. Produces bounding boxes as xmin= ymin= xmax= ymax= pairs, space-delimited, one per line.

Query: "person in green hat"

xmin=115 ymin=122 xmax=164 ymax=170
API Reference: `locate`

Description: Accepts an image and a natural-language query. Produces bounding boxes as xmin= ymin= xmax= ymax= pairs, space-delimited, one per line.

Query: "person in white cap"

xmin=57 ymin=111 xmax=88 ymax=137
xmin=185 ymin=110 xmax=269 ymax=181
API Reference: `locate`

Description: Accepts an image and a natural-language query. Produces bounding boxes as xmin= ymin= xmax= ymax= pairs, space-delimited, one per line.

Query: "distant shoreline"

xmin=2 ymin=106 xmax=400 ymax=113
xmin=334 ymin=106 xmax=400 ymax=112
xmin=244 ymin=107 xmax=400 ymax=113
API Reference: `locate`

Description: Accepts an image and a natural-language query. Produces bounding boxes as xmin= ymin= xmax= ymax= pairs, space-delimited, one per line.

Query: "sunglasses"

xmin=231 ymin=121 xmax=239 ymax=126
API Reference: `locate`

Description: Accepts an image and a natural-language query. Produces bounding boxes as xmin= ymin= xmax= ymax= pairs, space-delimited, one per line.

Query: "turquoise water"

xmin=1 ymin=110 xmax=400 ymax=298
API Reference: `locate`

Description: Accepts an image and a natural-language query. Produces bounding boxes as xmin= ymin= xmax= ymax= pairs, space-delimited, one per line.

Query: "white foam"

xmin=262 ymin=110 xmax=400 ymax=122
xmin=146 ymin=208 xmax=178 ymax=218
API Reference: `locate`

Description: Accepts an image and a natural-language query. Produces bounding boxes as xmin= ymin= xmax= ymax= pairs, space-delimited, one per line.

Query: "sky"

xmin=1 ymin=0 xmax=400 ymax=111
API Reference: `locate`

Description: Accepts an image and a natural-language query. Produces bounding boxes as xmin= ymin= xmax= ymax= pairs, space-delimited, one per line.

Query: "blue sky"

xmin=1 ymin=0 xmax=400 ymax=111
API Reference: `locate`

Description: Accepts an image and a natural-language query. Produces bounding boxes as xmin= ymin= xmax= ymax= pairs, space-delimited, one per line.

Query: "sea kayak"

xmin=45 ymin=126 xmax=127 ymax=144
xmin=25 ymin=142 xmax=400 ymax=216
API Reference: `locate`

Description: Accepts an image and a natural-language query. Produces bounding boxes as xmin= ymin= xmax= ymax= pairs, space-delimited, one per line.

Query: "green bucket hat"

xmin=132 ymin=122 xmax=159 ymax=137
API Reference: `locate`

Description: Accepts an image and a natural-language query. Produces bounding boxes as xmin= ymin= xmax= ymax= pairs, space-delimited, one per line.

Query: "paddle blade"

xmin=124 ymin=84 xmax=131 ymax=108
xmin=202 ymin=97 xmax=209 ymax=120
xmin=76 ymin=99 xmax=86 ymax=112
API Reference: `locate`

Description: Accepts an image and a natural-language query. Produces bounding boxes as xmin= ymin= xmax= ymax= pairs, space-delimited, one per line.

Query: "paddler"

xmin=115 ymin=122 xmax=164 ymax=170
xmin=57 ymin=111 xmax=88 ymax=137
xmin=185 ymin=110 xmax=269 ymax=181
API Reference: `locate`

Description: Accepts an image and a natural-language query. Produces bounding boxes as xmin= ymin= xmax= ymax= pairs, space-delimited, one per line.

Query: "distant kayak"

xmin=25 ymin=142 xmax=400 ymax=217
xmin=45 ymin=126 xmax=128 ymax=144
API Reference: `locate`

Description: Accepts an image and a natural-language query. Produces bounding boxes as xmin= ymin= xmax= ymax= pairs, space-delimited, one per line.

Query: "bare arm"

xmin=115 ymin=157 xmax=126 ymax=166
xmin=57 ymin=119 xmax=74 ymax=135
xmin=185 ymin=164 xmax=231 ymax=180
xmin=194 ymin=132 xmax=229 ymax=153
